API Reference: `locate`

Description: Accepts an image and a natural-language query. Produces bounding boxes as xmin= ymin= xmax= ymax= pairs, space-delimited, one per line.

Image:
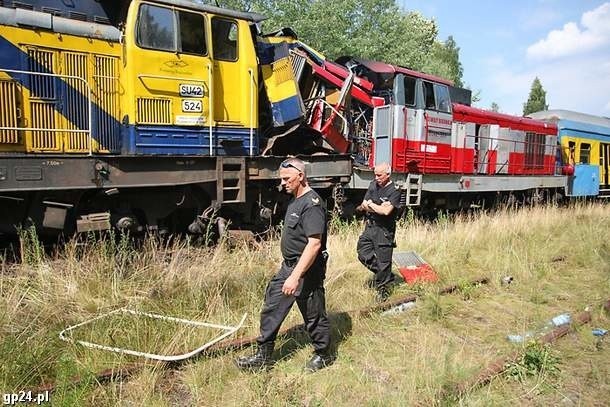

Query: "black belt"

xmin=366 ymin=219 xmax=394 ymax=232
xmin=366 ymin=218 xmax=387 ymax=227
xmin=284 ymin=251 xmax=328 ymax=268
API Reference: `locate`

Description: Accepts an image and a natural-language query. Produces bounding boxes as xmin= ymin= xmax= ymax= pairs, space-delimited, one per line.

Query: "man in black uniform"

xmin=236 ymin=158 xmax=332 ymax=372
xmin=356 ymin=162 xmax=402 ymax=301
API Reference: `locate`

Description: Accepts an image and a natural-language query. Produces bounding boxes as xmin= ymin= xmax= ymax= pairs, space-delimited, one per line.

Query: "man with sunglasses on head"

xmin=236 ymin=158 xmax=332 ymax=372
xmin=356 ymin=162 xmax=402 ymax=302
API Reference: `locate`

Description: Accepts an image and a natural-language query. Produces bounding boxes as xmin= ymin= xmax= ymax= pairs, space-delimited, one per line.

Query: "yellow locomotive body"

xmin=0 ymin=0 xmax=304 ymax=156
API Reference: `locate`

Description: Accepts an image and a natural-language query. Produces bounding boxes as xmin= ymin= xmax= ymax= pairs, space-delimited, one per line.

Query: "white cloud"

xmin=582 ymin=3 xmax=610 ymax=35
xmin=526 ymin=2 xmax=610 ymax=59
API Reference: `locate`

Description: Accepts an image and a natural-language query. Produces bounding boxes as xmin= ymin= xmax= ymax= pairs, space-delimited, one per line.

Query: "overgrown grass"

xmin=0 ymin=203 xmax=609 ymax=405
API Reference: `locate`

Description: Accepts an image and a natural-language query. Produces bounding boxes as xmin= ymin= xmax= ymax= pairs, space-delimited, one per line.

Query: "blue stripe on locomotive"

xmin=0 ymin=34 xmax=121 ymax=152
xmin=123 ymin=125 xmax=258 ymax=156
xmin=1 ymin=34 xmax=259 ymax=156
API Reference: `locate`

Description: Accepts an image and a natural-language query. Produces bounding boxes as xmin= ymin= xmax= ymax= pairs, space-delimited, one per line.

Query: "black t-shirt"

xmin=364 ymin=180 xmax=402 ymax=231
xmin=280 ymin=189 xmax=327 ymax=263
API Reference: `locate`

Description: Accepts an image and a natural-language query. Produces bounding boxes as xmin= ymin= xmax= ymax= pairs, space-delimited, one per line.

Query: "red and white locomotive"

xmin=310 ymin=57 xmax=564 ymax=211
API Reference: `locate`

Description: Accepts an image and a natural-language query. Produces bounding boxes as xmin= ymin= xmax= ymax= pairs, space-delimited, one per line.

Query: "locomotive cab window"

xmin=423 ymin=81 xmax=436 ymax=110
xmin=403 ymin=76 xmax=416 ymax=106
xmin=212 ymin=18 xmax=238 ymax=61
xmin=423 ymin=81 xmax=451 ymax=112
xmin=434 ymin=84 xmax=451 ymax=113
xmin=136 ymin=4 xmax=206 ymax=55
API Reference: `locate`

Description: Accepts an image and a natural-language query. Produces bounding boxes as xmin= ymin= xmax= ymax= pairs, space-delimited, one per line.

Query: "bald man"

xmin=356 ymin=163 xmax=402 ymax=301
xmin=236 ymin=158 xmax=332 ymax=372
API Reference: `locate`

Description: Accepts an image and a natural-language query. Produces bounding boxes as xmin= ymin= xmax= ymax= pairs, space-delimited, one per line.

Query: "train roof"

xmin=359 ymin=58 xmax=453 ymax=86
xmin=0 ymin=1 xmax=266 ymax=24
xmin=336 ymin=57 xmax=453 ymax=86
xmin=528 ymin=109 xmax=610 ymax=130
xmin=453 ymin=103 xmax=557 ymax=134
xmin=154 ymin=0 xmax=266 ymax=22
xmin=0 ymin=0 xmax=264 ymax=43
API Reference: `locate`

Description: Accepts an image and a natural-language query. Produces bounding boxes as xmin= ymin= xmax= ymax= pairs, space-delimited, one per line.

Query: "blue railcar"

xmin=529 ymin=110 xmax=610 ymax=197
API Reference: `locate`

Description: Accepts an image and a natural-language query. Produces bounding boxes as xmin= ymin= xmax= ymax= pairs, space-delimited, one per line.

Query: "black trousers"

xmin=257 ymin=261 xmax=330 ymax=353
xmin=357 ymin=223 xmax=396 ymax=288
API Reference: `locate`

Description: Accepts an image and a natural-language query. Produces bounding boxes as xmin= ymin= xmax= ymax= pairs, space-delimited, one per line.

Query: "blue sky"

xmin=399 ymin=0 xmax=610 ymax=117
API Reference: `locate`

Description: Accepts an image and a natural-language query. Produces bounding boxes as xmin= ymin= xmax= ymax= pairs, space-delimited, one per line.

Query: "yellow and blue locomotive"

xmin=0 ymin=0 xmax=350 ymax=236
xmin=0 ymin=0 xmax=313 ymax=156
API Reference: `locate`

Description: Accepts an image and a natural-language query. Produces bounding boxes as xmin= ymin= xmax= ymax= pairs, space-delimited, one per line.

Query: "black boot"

xmin=235 ymin=343 xmax=274 ymax=371
xmin=305 ymin=350 xmax=333 ymax=372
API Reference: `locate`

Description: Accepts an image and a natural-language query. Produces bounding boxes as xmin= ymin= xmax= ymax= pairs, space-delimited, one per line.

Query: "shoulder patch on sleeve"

xmin=311 ymin=196 xmax=320 ymax=205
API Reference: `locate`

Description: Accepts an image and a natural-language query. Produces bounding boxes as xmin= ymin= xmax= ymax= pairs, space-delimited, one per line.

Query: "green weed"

xmin=328 ymin=213 xmax=357 ymax=234
xmin=506 ymin=341 xmax=561 ymax=381
xmin=16 ymin=225 xmax=45 ymax=266
xmin=421 ymin=293 xmax=453 ymax=322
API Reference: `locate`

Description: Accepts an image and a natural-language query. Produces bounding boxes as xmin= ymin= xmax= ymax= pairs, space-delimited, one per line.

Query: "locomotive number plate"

xmin=182 ymin=99 xmax=203 ymax=113
xmin=179 ymin=84 xmax=204 ymax=97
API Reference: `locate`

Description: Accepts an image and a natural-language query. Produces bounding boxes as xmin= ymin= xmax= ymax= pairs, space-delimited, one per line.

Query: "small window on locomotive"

xmin=434 ymin=84 xmax=452 ymax=113
xmin=136 ymin=4 xmax=176 ymax=52
xmin=423 ymin=81 xmax=436 ymax=110
xmin=404 ymin=76 xmax=416 ymax=106
xmin=137 ymin=5 xmax=206 ymax=55
xmin=178 ymin=11 xmax=206 ymax=55
xmin=212 ymin=18 xmax=238 ymax=61
xmin=580 ymin=143 xmax=591 ymax=164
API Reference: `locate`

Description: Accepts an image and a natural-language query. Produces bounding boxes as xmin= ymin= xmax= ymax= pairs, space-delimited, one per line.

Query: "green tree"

xmin=211 ymin=0 xmax=461 ymax=83
xmin=214 ymin=0 xmax=437 ymax=71
xmin=265 ymin=0 xmax=437 ymax=70
xmin=422 ymin=36 xmax=463 ymax=87
xmin=490 ymin=102 xmax=499 ymax=112
xmin=523 ymin=77 xmax=548 ymax=116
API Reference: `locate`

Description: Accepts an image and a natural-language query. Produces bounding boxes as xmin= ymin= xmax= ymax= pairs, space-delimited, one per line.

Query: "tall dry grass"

xmin=0 ymin=203 xmax=608 ymax=405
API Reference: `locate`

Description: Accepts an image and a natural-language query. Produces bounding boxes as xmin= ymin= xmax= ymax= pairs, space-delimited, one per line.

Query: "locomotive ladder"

xmin=216 ymin=156 xmax=247 ymax=204
xmin=404 ymin=173 xmax=423 ymax=206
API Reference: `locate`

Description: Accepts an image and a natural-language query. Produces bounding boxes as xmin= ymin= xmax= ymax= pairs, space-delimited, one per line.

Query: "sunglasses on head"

xmin=280 ymin=161 xmax=303 ymax=173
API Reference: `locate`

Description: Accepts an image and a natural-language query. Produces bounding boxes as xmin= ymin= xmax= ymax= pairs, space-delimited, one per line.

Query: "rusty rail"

xmin=452 ymin=308 xmax=594 ymax=397
xmin=354 ymin=276 xmax=489 ymax=317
